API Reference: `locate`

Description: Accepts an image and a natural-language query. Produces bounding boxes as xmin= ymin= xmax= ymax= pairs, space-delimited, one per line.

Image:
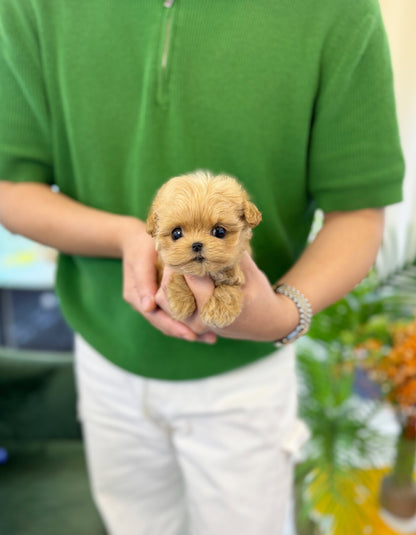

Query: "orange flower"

xmin=396 ymin=378 xmax=416 ymax=408
xmin=366 ymin=322 xmax=416 ymax=411
xmin=391 ymin=322 xmax=416 ymax=346
xmin=359 ymin=338 xmax=384 ymax=352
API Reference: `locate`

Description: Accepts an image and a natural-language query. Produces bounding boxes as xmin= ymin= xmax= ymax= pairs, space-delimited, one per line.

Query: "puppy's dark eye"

xmin=171 ymin=227 xmax=183 ymax=241
xmin=212 ymin=226 xmax=227 ymax=239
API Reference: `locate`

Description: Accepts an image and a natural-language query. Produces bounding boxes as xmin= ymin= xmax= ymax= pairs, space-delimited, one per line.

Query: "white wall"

xmin=377 ymin=0 xmax=416 ymax=276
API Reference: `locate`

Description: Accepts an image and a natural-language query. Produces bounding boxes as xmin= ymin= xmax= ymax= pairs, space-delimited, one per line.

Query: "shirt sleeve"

xmin=0 ymin=0 xmax=53 ymax=184
xmin=307 ymin=1 xmax=405 ymax=212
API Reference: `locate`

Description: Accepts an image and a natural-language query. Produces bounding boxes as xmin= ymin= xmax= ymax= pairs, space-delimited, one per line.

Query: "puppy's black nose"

xmin=192 ymin=242 xmax=203 ymax=253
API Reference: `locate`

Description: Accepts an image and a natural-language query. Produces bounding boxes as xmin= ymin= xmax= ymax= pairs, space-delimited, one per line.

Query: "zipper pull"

xmin=163 ymin=0 xmax=175 ymax=7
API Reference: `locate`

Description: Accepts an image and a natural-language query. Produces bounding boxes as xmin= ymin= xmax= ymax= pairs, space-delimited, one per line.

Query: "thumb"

xmin=160 ymin=265 xmax=175 ymax=291
xmin=184 ymin=274 xmax=215 ymax=310
xmin=133 ymin=258 xmax=159 ymax=313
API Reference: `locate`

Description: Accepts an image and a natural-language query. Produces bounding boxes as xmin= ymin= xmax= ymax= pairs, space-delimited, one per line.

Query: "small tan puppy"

xmin=146 ymin=171 xmax=262 ymax=328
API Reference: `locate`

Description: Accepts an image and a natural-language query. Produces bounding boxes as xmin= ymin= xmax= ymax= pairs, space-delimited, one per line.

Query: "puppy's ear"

xmin=243 ymin=200 xmax=262 ymax=228
xmin=146 ymin=206 xmax=158 ymax=237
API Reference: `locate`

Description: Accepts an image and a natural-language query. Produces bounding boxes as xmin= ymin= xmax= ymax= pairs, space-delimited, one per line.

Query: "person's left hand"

xmin=155 ymin=252 xmax=299 ymax=343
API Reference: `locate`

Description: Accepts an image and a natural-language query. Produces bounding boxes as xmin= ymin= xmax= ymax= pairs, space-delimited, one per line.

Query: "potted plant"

xmin=356 ymin=320 xmax=416 ymax=518
xmin=295 ymin=337 xmax=386 ymax=534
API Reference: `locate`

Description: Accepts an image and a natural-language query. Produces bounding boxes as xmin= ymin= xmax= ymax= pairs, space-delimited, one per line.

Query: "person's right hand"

xmin=120 ymin=218 xmax=216 ymax=344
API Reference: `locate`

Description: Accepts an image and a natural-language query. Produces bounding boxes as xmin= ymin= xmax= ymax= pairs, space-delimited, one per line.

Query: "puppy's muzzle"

xmin=192 ymin=242 xmax=203 ymax=253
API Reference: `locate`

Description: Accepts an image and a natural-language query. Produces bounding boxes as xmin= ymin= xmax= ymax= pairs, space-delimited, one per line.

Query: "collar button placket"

xmin=157 ymin=0 xmax=177 ymax=107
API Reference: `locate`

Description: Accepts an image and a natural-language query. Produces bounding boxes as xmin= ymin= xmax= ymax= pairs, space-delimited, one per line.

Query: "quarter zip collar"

xmin=157 ymin=0 xmax=177 ymax=107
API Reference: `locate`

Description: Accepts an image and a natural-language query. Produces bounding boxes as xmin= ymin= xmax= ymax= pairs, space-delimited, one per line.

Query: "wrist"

xmin=272 ymin=293 xmax=299 ymax=341
xmin=273 ymin=283 xmax=312 ymax=347
xmin=118 ymin=216 xmax=147 ymax=257
xmin=272 ymin=283 xmax=313 ymax=346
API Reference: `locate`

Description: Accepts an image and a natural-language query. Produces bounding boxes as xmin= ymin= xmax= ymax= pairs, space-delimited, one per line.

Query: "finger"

xmin=145 ymin=308 xmax=217 ymax=344
xmin=194 ymin=333 xmax=217 ymax=344
xmin=181 ymin=275 xmax=218 ymax=339
xmin=155 ymin=285 xmax=169 ymax=313
xmin=127 ymin=239 xmax=160 ymax=312
xmin=184 ymin=274 xmax=215 ymax=311
xmin=238 ymin=251 xmax=258 ymax=281
xmin=156 ymin=265 xmax=175 ymax=313
xmin=144 ymin=307 xmax=198 ymax=342
xmin=123 ymin=268 xmax=157 ymax=313
xmin=159 ymin=265 xmax=175 ymax=292
xmin=135 ymin=262 xmax=159 ymax=312
xmin=198 ymin=332 xmax=218 ymax=344
xmin=155 ymin=279 xmax=217 ymax=343
xmin=154 ymin=275 xmax=217 ymax=343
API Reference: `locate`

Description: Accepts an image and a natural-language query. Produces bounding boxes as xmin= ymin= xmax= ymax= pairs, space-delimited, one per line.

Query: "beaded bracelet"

xmin=273 ymin=283 xmax=313 ymax=346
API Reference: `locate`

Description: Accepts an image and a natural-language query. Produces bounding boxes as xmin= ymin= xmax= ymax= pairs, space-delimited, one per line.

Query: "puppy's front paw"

xmin=166 ymin=273 xmax=196 ymax=321
xmin=201 ymin=285 xmax=243 ymax=328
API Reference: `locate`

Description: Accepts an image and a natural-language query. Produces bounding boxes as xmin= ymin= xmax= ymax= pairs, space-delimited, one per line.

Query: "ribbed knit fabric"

xmin=0 ymin=0 xmax=404 ymax=379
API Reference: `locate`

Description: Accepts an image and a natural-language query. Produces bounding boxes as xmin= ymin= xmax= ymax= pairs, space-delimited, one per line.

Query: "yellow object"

xmin=2 ymin=251 xmax=37 ymax=267
xmin=310 ymin=468 xmax=416 ymax=534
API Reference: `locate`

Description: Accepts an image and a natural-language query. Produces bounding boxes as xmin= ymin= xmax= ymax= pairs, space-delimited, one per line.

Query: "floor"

xmin=0 ymin=289 xmax=412 ymax=535
xmin=0 ymin=440 xmax=105 ymax=535
xmin=0 ymin=439 xmax=296 ymax=535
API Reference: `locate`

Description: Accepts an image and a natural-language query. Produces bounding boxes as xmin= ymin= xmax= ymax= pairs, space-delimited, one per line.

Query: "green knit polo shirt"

xmin=0 ymin=0 xmax=404 ymax=379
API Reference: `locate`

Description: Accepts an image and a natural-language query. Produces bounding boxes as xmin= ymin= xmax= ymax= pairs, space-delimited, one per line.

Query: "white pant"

xmin=74 ymin=337 xmax=309 ymax=535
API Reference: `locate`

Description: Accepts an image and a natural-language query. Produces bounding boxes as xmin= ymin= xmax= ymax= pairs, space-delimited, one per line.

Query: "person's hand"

xmin=120 ymin=218 xmax=216 ymax=343
xmin=156 ymin=252 xmax=299 ymax=342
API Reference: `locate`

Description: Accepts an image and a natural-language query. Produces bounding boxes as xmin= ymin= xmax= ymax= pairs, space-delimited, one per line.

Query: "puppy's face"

xmin=147 ymin=173 xmax=261 ymax=276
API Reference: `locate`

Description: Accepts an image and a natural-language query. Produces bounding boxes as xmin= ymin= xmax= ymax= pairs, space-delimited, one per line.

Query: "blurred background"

xmin=376 ymin=0 xmax=416 ymax=277
xmin=0 ymin=1 xmax=415 ymax=534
